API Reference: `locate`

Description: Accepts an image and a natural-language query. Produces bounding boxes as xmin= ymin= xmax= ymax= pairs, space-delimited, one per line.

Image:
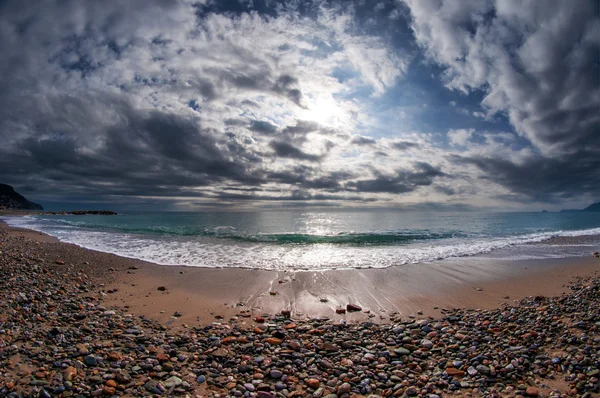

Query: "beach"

xmin=2 ymin=219 xmax=599 ymax=327
xmin=1 ymin=219 xmax=599 ymax=397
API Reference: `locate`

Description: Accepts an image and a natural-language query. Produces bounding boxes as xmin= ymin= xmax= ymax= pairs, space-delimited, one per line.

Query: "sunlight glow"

xmin=299 ymin=95 xmax=350 ymax=129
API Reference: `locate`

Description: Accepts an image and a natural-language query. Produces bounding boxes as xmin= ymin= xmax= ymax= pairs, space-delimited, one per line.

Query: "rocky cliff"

xmin=0 ymin=184 xmax=43 ymax=210
xmin=583 ymin=201 xmax=600 ymax=212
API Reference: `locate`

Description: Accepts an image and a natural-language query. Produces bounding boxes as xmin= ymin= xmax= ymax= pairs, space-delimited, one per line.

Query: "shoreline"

xmin=2 ymin=220 xmax=599 ymax=326
xmin=1 ymin=220 xmax=599 ymax=396
xmin=4 ymin=210 xmax=600 ymax=272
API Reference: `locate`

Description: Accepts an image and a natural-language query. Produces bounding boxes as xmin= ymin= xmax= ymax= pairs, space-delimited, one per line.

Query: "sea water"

xmin=3 ymin=210 xmax=600 ymax=270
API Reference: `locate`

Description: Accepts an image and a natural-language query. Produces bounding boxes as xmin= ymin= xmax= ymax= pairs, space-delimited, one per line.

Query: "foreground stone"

xmin=0 ymin=229 xmax=599 ymax=397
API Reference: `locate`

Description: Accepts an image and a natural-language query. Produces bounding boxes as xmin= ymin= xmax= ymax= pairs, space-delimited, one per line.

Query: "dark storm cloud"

xmin=209 ymin=68 xmax=306 ymax=107
xmin=403 ymin=0 xmax=600 ymax=202
xmin=433 ymin=184 xmax=456 ymax=196
xmin=266 ymin=168 xmax=355 ymax=191
xmin=274 ymin=74 xmax=305 ymax=107
xmin=0 ymin=0 xmax=596 ymax=209
xmin=280 ymin=120 xmax=320 ymax=144
xmin=269 ymin=141 xmax=323 ymax=162
xmin=351 ymin=136 xmax=377 ymax=146
xmin=392 ymin=141 xmax=420 ymax=151
xmin=215 ymin=190 xmax=380 ymax=202
xmin=0 ymin=92 xmax=266 ymax=199
xmin=450 ymin=151 xmax=600 ymax=202
xmin=348 ymin=162 xmax=445 ymax=194
xmin=249 ymin=120 xmax=278 ymax=135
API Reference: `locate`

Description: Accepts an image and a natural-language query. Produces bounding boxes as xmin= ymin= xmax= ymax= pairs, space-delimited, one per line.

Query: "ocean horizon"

xmin=4 ymin=209 xmax=600 ymax=271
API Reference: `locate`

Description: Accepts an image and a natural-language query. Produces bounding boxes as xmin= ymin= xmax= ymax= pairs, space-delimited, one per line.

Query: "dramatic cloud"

xmin=401 ymin=0 xmax=600 ymax=203
xmin=0 ymin=0 xmax=597 ymax=209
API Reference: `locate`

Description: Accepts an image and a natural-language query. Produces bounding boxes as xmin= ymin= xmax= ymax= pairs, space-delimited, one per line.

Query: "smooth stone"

xmin=83 ymin=356 xmax=98 ymax=367
xmin=338 ymin=382 xmax=352 ymax=394
xmin=270 ymin=369 xmax=283 ymax=379
xmin=275 ymin=382 xmax=286 ymax=391
xmin=421 ymin=339 xmax=434 ymax=349
xmin=164 ymin=376 xmax=182 ymax=388
xmin=394 ymin=348 xmax=411 ymax=356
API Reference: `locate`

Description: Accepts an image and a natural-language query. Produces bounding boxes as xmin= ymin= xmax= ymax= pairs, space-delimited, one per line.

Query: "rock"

xmin=306 ymin=378 xmax=320 ymax=389
xmin=338 ymin=382 xmax=352 ymax=394
xmin=421 ymin=339 xmax=434 ymax=349
xmin=266 ymin=337 xmax=283 ymax=345
xmin=64 ymin=366 xmax=77 ymax=381
xmin=157 ymin=286 xmax=166 ymax=291
xmin=39 ymin=389 xmax=52 ymax=398
xmin=83 ymin=356 xmax=98 ymax=367
xmin=319 ymin=342 xmax=338 ymax=352
xmin=55 ymin=260 xmax=65 ymax=265
xmin=270 ymin=369 xmax=283 ymax=379
xmin=467 ymin=366 xmax=478 ymax=376
xmin=164 ymin=376 xmax=182 ymax=388
xmin=446 ymin=368 xmax=465 ymax=377
xmin=346 ymin=304 xmax=362 ymax=312
xmin=107 ymin=352 xmax=121 ymax=361
xmin=394 ymin=348 xmax=411 ymax=356
xmin=156 ymin=353 xmax=170 ymax=363
xmin=525 ymin=387 xmax=539 ymax=396
xmin=336 ymin=308 xmax=346 ymax=314
xmin=115 ymin=371 xmax=131 ymax=383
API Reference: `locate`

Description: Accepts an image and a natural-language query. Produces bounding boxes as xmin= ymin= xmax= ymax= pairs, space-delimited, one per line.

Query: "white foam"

xmin=3 ymin=216 xmax=599 ymax=270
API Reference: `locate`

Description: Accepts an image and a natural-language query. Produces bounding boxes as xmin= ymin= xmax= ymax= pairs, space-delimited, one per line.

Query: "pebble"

xmin=269 ymin=369 xmax=283 ymax=379
xmin=0 ymin=229 xmax=599 ymax=398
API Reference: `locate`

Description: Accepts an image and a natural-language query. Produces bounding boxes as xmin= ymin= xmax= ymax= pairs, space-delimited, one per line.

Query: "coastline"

xmin=1 ymin=219 xmax=599 ymax=397
xmin=2 ymin=220 xmax=598 ymax=326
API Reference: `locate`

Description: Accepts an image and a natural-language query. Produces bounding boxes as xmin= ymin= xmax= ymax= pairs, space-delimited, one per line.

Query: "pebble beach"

xmin=1 ymin=223 xmax=599 ymax=398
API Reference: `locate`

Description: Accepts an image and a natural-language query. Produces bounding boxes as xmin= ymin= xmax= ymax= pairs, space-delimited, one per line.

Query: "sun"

xmin=299 ymin=94 xmax=349 ymax=129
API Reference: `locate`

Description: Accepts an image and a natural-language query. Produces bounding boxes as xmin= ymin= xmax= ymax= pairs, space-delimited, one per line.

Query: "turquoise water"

xmin=4 ymin=210 xmax=600 ymax=270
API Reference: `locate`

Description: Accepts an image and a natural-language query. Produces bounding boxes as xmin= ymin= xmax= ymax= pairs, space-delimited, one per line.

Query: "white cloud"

xmin=401 ymin=0 xmax=600 ymax=155
xmin=448 ymin=128 xmax=474 ymax=147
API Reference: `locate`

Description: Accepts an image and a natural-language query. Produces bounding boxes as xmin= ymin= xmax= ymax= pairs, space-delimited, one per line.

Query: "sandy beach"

xmin=2 ymin=220 xmax=599 ymax=327
xmin=1 ymin=219 xmax=599 ymax=397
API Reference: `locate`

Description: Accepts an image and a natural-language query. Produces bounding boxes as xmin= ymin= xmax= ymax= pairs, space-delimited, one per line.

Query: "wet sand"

xmin=2 ymin=220 xmax=599 ymax=328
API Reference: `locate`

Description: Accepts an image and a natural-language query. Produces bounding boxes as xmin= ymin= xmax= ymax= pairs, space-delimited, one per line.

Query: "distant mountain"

xmin=583 ymin=202 xmax=600 ymax=212
xmin=556 ymin=201 xmax=600 ymax=213
xmin=0 ymin=184 xmax=43 ymax=210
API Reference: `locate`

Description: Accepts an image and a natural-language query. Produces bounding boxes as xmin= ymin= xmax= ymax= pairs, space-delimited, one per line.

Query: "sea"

xmin=3 ymin=210 xmax=600 ymax=271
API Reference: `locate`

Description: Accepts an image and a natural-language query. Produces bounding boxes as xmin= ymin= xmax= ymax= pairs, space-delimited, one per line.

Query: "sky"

xmin=0 ymin=0 xmax=598 ymax=211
